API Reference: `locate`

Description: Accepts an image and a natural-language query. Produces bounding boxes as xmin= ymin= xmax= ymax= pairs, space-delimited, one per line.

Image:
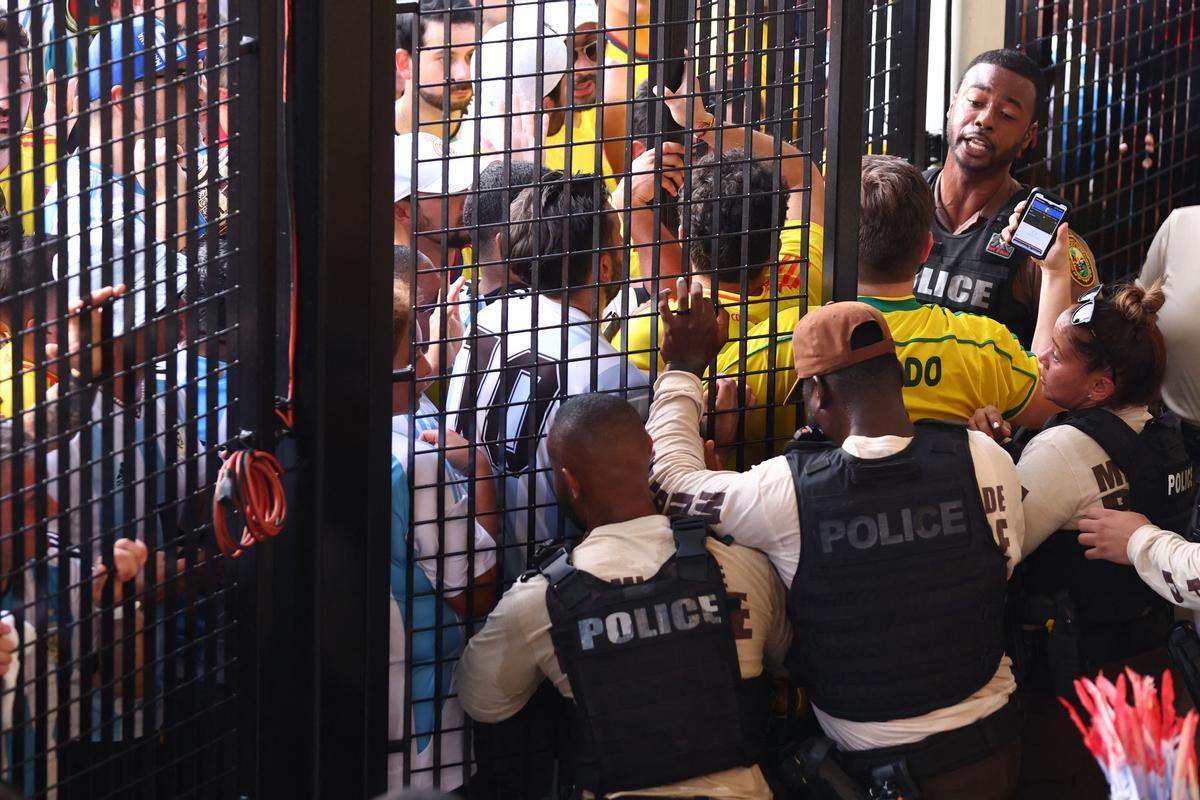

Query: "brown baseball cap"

xmin=783 ymin=302 xmax=897 ymax=404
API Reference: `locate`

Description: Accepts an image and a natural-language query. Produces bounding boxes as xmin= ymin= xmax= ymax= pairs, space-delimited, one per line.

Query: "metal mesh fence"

xmin=0 ymin=1 xmax=258 ymax=797
xmin=389 ymin=0 xmax=835 ymax=794
xmin=9 ymin=0 xmax=1194 ymax=794
xmin=1008 ymin=0 xmax=1200 ymax=282
xmin=862 ymin=0 xmax=929 ymax=162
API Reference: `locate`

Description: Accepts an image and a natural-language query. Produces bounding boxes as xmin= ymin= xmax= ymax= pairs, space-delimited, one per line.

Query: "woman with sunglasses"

xmin=1000 ymin=279 xmax=1196 ymax=799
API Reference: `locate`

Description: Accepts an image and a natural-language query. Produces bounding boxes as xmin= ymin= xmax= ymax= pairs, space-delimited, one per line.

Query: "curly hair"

xmin=686 ymin=150 xmax=786 ymax=285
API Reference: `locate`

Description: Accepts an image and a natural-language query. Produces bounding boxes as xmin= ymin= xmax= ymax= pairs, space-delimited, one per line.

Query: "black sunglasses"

xmin=1070 ymin=284 xmax=1116 ymax=379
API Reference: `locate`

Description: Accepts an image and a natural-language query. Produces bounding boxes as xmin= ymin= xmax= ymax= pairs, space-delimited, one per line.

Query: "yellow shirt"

xmin=603 ymin=32 xmax=650 ymax=92
xmin=0 ymin=332 xmax=52 ymax=418
xmin=719 ymin=295 xmax=1041 ymax=466
xmin=543 ymin=108 xmax=618 ymax=194
xmin=613 ymin=220 xmax=824 ymax=372
xmin=0 ymin=130 xmax=59 ymax=236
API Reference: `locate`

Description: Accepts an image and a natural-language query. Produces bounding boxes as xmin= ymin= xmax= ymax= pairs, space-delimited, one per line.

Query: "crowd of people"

xmin=0 ymin=2 xmax=230 ymax=796
xmin=384 ymin=2 xmax=1200 ymax=799
xmin=0 ymin=0 xmax=1195 ymax=798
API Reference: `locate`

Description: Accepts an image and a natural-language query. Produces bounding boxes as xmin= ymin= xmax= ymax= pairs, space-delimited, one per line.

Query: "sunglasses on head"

xmin=1070 ymin=283 xmax=1116 ymax=379
xmin=1070 ymin=284 xmax=1105 ymax=326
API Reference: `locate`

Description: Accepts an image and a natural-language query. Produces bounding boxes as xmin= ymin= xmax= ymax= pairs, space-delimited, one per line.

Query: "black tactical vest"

xmin=541 ymin=516 xmax=769 ymax=795
xmin=916 ymin=168 xmax=1034 ymax=345
xmin=1019 ymin=408 xmax=1197 ymax=638
xmin=784 ymin=421 xmax=1008 ymax=722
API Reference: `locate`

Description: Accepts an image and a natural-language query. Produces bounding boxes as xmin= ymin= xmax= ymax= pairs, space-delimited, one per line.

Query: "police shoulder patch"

xmin=1067 ymin=232 xmax=1098 ymax=288
xmin=985 ymin=232 xmax=1015 ymax=259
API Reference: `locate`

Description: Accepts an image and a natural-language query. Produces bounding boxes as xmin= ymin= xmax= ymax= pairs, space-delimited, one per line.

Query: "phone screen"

xmin=1012 ymin=195 xmax=1067 ymax=255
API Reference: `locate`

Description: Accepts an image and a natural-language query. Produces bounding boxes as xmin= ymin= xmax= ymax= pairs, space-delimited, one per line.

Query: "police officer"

xmin=919 ymin=49 xmax=1097 ymax=346
xmin=646 ymin=286 xmax=1029 ymax=799
xmin=973 ymin=280 xmax=1195 ymax=799
xmin=456 ymin=392 xmax=791 ymax=799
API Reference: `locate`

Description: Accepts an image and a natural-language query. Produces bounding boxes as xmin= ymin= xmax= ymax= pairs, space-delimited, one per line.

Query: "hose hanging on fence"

xmin=213 ymin=446 xmax=287 ymax=558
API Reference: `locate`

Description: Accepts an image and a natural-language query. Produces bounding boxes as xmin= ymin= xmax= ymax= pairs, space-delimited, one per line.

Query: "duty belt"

xmin=837 ymin=698 xmax=1024 ymax=787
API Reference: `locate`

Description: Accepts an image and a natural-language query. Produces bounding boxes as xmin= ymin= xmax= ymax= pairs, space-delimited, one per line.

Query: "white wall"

xmin=925 ymin=0 xmax=949 ymax=135
xmin=926 ymin=0 xmax=1008 ymax=137
xmin=951 ymin=0 xmax=1007 ymax=79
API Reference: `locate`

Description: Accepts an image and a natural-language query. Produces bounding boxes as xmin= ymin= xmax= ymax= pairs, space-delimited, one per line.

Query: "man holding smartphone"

xmin=918 ymin=48 xmax=1097 ymax=347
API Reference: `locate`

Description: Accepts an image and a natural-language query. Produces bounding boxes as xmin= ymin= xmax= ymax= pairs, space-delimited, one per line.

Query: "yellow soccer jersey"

xmin=719 ymin=295 xmax=1041 ymax=466
xmin=613 ymin=220 xmax=823 ymax=372
xmin=544 ymin=109 xmax=618 ymax=194
xmin=604 ymin=32 xmax=650 ymax=93
xmin=0 ymin=130 xmax=59 ymax=236
xmin=0 ymin=334 xmax=53 ymax=418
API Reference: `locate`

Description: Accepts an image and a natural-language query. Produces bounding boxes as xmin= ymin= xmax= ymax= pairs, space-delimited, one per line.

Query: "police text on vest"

xmin=915 ymin=268 xmax=995 ymax=309
xmin=819 ymin=500 xmax=969 ymax=554
xmin=576 ymin=595 xmax=723 ymax=651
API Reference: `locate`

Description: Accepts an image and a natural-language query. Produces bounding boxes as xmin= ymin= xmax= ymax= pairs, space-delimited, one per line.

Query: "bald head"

xmin=548 ymin=393 xmax=654 ymax=530
xmin=549 ymin=393 xmax=650 ymax=478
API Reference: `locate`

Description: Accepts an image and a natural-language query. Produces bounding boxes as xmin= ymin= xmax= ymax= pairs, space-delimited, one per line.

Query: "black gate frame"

xmin=253 ymin=0 xmax=947 ymax=794
xmin=252 ymin=0 xmax=395 ymax=796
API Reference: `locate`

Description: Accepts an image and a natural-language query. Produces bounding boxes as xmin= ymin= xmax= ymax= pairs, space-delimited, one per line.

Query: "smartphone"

xmin=1010 ymin=189 xmax=1070 ymax=259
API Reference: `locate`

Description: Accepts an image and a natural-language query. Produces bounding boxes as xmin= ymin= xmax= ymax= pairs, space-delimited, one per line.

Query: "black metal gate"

xmin=1007 ymin=0 xmax=1200 ymax=281
xmin=0 ymin=0 xmax=281 ymax=797
xmin=5 ymin=0 xmax=1193 ymax=797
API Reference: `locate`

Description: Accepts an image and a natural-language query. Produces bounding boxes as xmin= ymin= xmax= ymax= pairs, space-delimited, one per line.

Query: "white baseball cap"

xmin=476 ymin=23 xmax=569 ymax=119
xmin=394 ymin=132 xmax=477 ymax=201
xmin=512 ymin=0 xmax=600 ymax=35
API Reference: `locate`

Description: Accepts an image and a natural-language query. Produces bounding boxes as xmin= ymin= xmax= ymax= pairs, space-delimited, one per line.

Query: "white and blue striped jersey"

xmin=47 ymin=350 xmax=231 ymax=550
xmin=44 ymin=155 xmax=191 ymax=336
xmin=44 ymin=389 xmax=166 ymax=549
xmin=444 ymin=293 xmax=650 ymax=579
xmin=157 ymin=350 xmax=230 ymax=457
xmin=388 ymin=414 xmax=496 ymax=790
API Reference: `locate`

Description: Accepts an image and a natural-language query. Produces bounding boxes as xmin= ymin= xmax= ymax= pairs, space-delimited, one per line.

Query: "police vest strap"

xmin=669 ymin=515 xmax=711 ymax=582
xmin=1048 ymin=407 xmax=1149 ymax=481
xmin=918 ymin=419 xmax=969 ymax=451
xmin=540 ymin=547 xmax=589 ymax=611
xmin=519 ymin=539 xmax=569 ymax=582
xmin=847 ymin=457 xmax=921 ymax=485
xmin=1051 ymin=406 xmax=1195 ymax=535
xmin=1192 ymin=488 xmax=1200 ymax=546
xmin=782 ymin=428 xmax=833 ymax=458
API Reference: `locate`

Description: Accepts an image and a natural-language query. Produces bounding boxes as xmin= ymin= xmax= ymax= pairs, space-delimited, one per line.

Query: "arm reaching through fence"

xmin=90 ymin=538 xmax=192 ymax=699
xmin=612 ymin=142 xmax=686 ymax=289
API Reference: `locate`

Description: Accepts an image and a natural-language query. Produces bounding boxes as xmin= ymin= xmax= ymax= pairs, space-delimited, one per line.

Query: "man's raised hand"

xmin=625 ymin=142 xmax=686 ymax=207
xmin=45 ymin=284 xmax=127 ymax=381
xmin=659 ymin=277 xmax=729 ymax=377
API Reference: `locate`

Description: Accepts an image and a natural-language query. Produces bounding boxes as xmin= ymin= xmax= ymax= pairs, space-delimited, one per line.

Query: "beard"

xmin=419 ymin=86 xmax=472 ymax=114
xmin=949 ymin=128 xmax=1027 ymax=174
xmin=417 ymin=225 xmax=472 ymax=249
xmin=445 ymin=227 xmax=471 ymax=247
xmin=416 ymin=199 xmax=469 ymax=248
